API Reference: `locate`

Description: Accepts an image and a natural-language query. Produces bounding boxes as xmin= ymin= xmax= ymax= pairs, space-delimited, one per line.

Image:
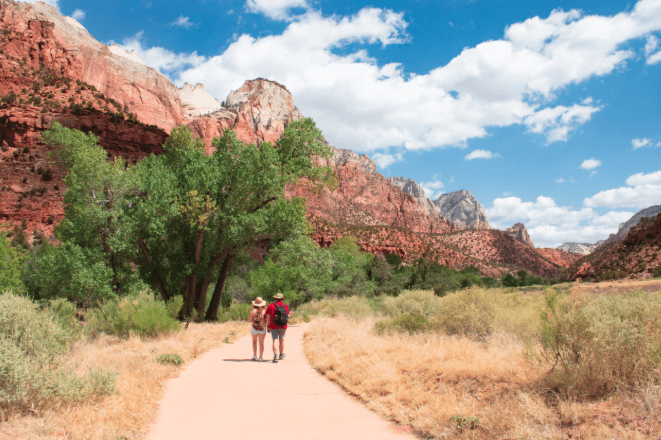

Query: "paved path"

xmin=146 ymin=323 xmax=415 ymax=440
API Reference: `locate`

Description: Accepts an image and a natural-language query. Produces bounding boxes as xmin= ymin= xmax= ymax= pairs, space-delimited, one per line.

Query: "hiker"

xmin=249 ymin=297 xmax=267 ymax=361
xmin=265 ymin=292 xmax=290 ymax=362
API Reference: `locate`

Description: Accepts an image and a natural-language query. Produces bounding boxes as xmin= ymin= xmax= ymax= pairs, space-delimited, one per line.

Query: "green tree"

xmin=0 ymin=231 xmax=25 ymax=293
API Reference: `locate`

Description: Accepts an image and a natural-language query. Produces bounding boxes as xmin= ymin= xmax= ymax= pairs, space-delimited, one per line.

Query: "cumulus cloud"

xmin=645 ymin=34 xmax=661 ymax=64
xmin=556 ymin=178 xmax=564 ymax=183
xmin=71 ymin=9 xmax=85 ymax=21
xmin=371 ymin=152 xmax=403 ymax=168
xmin=486 ymin=195 xmax=634 ymax=247
xmin=419 ymin=180 xmax=445 ymax=200
xmin=108 ymin=32 xmax=205 ymax=75
xmin=172 ymin=15 xmax=195 ymax=29
xmin=245 ymin=0 xmax=309 ymax=21
xmin=170 ymin=1 xmax=661 ymax=152
xmin=584 ymin=170 xmax=661 ymax=208
xmin=632 ymin=138 xmax=653 ymax=148
xmin=465 ymin=149 xmax=500 ymax=160
xmin=580 ymin=158 xmax=602 ymax=170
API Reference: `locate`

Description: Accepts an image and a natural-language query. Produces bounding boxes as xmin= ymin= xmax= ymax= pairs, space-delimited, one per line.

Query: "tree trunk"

xmin=185 ymin=275 xmax=198 ymax=317
xmin=205 ymin=256 xmax=233 ymax=321
xmin=138 ymin=239 xmax=170 ymax=302
xmin=196 ymin=278 xmax=211 ymax=315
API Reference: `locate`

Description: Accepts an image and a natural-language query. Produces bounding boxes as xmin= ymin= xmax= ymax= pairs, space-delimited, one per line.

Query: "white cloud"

xmin=465 ymin=149 xmax=500 ymax=160
xmin=228 ymin=9 xmax=234 ymax=15
xmin=245 ymin=0 xmax=309 ymax=21
xmin=632 ymin=138 xmax=652 ymax=148
xmin=524 ymin=104 xmax=600 ymax=143
xmin=584 ymin=170 xmax=661 ymax=208
xmin=108 ymin=32 xmax=205 ymax=75
xmin=626 ymin=170 xmax=661 ymax=186
xmin=580 ymin=158 xmax=602 ymax=170
xmin=71 ymin=9 xmax=85 ymax=21
xmin=487 ymin=195 xmax=634 ymax=247
xmin=371 ymin=152 xmax=403 ymax=169
xmin=556 ymin=178 xmax=564 ymax=183
xmin=419 ymin=180 xmax=445 ymax=200
xmin=645 ymin=34 xmax=661 ymax=63
xmin=582 ymin=96 xmax=593 ymax=105
xmin=159 ymin=1 xmax=661 ymax=152
xmin=172 ymin=15 xmax=195 ymax=29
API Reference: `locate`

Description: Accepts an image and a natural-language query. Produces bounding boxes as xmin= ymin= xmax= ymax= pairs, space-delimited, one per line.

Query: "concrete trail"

xmin=146 ymin=323 xmax=415 ymax=440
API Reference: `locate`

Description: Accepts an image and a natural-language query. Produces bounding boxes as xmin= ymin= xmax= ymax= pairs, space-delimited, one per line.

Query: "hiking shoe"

xmin=251 ymin=355 xmax=257 ymax=361
xmin=273 ymin=355 xmax=278 ymax=363
xmin=279 ymin=353 xmax=285 ymax=360
xmin=258 ymin=357 xmax=264 ymax=362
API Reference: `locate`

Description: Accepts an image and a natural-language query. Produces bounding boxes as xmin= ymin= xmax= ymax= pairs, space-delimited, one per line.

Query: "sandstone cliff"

xmin=557 ymin=241 xmax=604 ymax=255
xmin=5 ymin=0 xmax=186 ymax=131
xmin=185 ymin=79 xmax=303 ymax=152
xmin=600 ymin=205 xmax=661 ymax=247
xmin=505 ymin=222 xmax=534 ymax=247
xmin=387 ymin=178 xmax=491 ymax=230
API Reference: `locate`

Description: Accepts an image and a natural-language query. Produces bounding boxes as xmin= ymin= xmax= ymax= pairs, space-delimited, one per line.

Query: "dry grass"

xmin=0 ymin=321 xmax=249 ymax=440
xmin=304 ymin=317 xmax=661 ymax=439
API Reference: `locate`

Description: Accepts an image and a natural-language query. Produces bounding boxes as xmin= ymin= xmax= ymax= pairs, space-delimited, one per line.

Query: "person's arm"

xmin=265 ymin=306 xmax=271 ymax=328
xmin=248 ymin=309 xmax=255 ymax=323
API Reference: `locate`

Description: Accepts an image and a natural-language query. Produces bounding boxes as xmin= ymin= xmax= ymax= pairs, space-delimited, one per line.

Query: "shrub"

xmin=433 ymin=287 xmax=541 ymax=340
xmin=374 ymin=313 xmax=430 ymax=335
xmin=382 ymin=289 xmax=441 ymax=318
xmin=156 ymin=353 xmax=183 ymax=366
xmin=0 ymin=232 xmax=25 ymax=292
xmin=218 ymin=303 xmax=251 ymax=322
xmin=85 ymin=291 xmax=181 ymax=338
xmin=0 ymin=292 xmax=115 ymax=410
xmin=540 ymin=291 xmax=661 ymax=398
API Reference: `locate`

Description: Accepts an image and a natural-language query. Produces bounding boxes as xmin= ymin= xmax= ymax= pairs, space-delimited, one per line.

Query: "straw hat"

xmin=252 ymin=297 xmax=267 ymax=307
xmin=273 ymin=292 xmax=284 ymax=300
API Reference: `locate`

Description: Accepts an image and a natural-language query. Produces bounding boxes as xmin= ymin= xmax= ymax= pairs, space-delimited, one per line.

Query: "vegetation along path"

xmin=146 ymin=323 xmax=415 ymax=440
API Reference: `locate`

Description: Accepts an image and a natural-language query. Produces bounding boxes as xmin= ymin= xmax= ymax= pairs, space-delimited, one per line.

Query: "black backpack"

xmin=274 ymin=302 xmax=289 ymax=327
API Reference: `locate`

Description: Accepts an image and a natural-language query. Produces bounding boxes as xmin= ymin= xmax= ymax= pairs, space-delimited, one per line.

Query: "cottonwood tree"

xmin=39 ymin=119 xmax=334 ymax=319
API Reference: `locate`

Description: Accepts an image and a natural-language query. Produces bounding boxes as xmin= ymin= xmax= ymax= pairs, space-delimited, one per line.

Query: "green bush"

xmin=374 ymin=313 xmax=430 ymax=335
xmin=49 ymin=297 xmax=80 ymax=334
xmin=381 ymin=289 xmax=441 ymax=318
xmin=85 ymin=291 xmax=180 ymax=337
xmin=156 ymin=353 xmax=183 ymax=366
xmin=297 ymin=296 xmax=376 ymax=319
xmin=540 ymin=290 xmax=661 ymax=397
xmin=0 ymin=292 xmax=115 ymax=410
xmin=433 ymin=287 xmax=541 ymax=340
xmin=218 ymin=303 xmax=251 ymax=322
xmin=0 ymin=231 xmax=25 ymax=293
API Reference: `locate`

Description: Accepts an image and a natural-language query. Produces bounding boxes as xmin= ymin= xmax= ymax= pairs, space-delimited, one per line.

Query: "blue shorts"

xmin=270 ymin=328 xmax=287 ymax=340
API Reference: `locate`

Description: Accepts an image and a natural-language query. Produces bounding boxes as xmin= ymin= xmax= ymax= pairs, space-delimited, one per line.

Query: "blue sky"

xmin=29 ymin=0 xmax=661 ymax=247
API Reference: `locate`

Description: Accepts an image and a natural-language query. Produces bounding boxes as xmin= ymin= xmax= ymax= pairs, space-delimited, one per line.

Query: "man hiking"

xmin=265 ymin=292 xmax=289 ymax=363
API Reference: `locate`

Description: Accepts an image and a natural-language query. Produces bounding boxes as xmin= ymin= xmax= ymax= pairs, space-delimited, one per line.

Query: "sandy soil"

xmin=145 ymin=323 xmax=415 ymax=440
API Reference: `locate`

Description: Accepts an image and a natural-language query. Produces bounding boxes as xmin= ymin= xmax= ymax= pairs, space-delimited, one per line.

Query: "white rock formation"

xmin=178 ymin=83 xmax=222 ymax=118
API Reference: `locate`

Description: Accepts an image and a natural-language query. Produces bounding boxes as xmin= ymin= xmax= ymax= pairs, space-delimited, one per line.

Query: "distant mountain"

xmin=387 ymin=178 xmax=490 ymax=230
xmin=600 ymin=205 xmax=661 ymax=247
xmin=505 ymin=223 xmax=534 ymax=247
xmin=557 ymin=241 xmax=604 ymax=255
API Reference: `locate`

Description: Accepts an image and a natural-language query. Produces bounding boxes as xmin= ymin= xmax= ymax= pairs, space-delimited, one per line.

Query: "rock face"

xmin=434 ymin=190 xmax=490 ymax=230
xmin=292 ymin=151 xmax=454 ymax=234
xmin=6 ymin=0 xmax=186 ymax=131
xmin=387 ymin=179 xmax=490 ymax=230
xmin=185 ymin=79 xmax=303 ymax=152
xmin=557 ymin=241 xmax=604 ymax=255
xmin=178 ymin=83 xmax=222 ymax=118
xmin=601 ymin=205 xmax=661 ymax=247
xmin=505 ymin=222 xmax=534 ymax=247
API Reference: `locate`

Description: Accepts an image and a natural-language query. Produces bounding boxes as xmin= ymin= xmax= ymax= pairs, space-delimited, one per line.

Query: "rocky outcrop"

xmin=6 ymin=0 xmax=186 ymax=131
xmin=600 ymin=205 xmax=661 ymax=247
xmin=388 ymin=179 xmax=490 ymax=230
xmin=434 ymin=190 xmax=490 ymax=230
xmin=292 ymin=151 xmax=454 ymax=234
xmin=536 ymin=248 xmax=584 ymax=268
xmin=505 ymin=222 xmax=534 ymax=247
xmin=178 ymin=83 xmax=221 ymax=118
xmin=557 ymin=241 xmax=604 ymax=255
xmin=186 ymin=79 xmax=303 ymax=151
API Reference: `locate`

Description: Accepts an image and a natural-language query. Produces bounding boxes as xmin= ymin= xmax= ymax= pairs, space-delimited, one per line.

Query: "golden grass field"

xmin=0 ymin=322 xmax=248 ymax=440
xmin=303 ymin=282 xmax=661 ymax=439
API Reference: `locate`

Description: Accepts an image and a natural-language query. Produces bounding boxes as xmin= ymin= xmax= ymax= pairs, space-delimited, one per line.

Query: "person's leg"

xmin=278 ymin=329 xmax=286 ymax=359
xmin=258 ymin=333 xmax=266 ymax=358
xmin=251 ymin=334 xmax=258 ymax=357
xmin=271 ymin=330 xmax=279 ymax=358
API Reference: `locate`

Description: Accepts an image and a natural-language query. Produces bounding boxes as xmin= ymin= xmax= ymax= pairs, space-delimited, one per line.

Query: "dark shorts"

xmin=270 ymin=328 xmax=287 ymax=340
